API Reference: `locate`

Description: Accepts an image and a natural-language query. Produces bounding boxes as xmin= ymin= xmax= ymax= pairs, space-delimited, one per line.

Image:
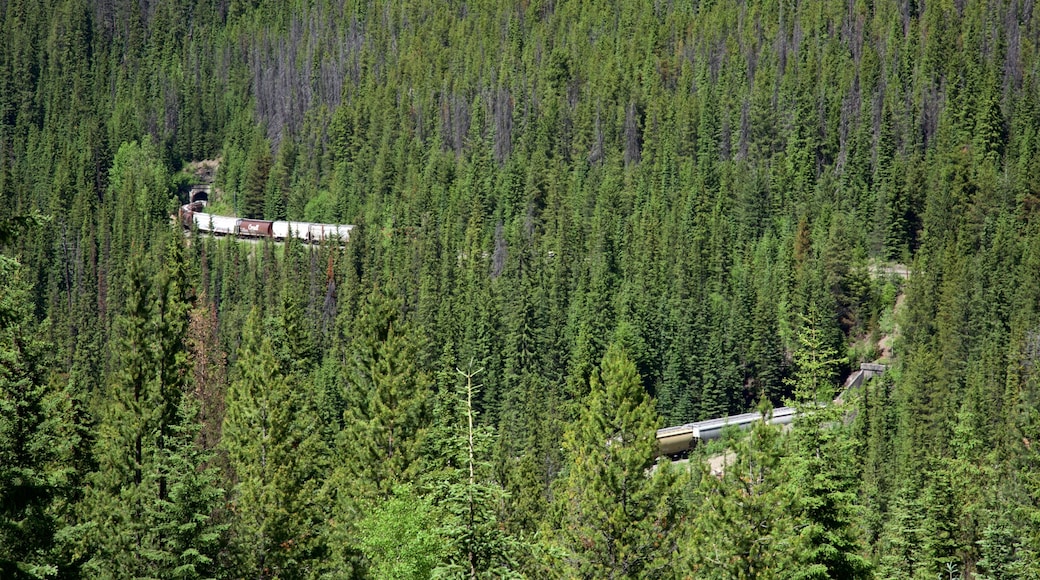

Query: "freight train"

xmin=178 ymin=201 xmax=354 ymax=243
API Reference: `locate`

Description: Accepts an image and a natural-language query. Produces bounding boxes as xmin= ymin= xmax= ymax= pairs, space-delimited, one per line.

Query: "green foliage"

xmin=109 ymin=138 xmax=173 ymax=231
xmin=788 ymin=406 xmax=871 ymax=578
xmin=79 ymin=244 xmax=225 ymax=579
xmin=356 ymin=485 xmax=446 ymax=580
xmin=325 ymin=289 xmax=432 ymax=574
xmin=241 ymin=134 xmax=272 ymax=220
xmin=791 ymin=308 xmax=848 ymax=405
xmin=427 ymin=366 xmax=525 ymax=579
xmin=334 ymin=289 xmax=431 ymax=498
xmin=683 ymin=404 xmax=797 ymax=578
xmin=303 ymin=190 xmax=336 ymax=223
xmin=548 ymin=342 xmax=681 ymax=579
xmin=222 ymin=308 xmax=326 ymax=577
xmin=0 ymin=256 xmax=65 ymax=579
xmin=6 ymin=0 xmax=1040 ymax=575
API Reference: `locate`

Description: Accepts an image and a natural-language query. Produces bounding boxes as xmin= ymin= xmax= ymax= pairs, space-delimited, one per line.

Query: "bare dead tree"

xmin=624 ymin=100 xmax=642 ymax=166
xmin=247 ymin=5 xmax=356 ymax=145
xmin=493 ymin=87 xmax=513 ymax=164
xmin=720 ymin=110 xmax=732 ymax=162
xmin=455 ymin=363 xmax=484 ymax=580
xmin=589 ymin=106 xmax=605 ymax=164
xmin=708 ymin=37 xmax=725 ymax=82
xmin=187 ymin=294 xmax=227 ymax=455
xmin=323 ymin=254 xmax=337 ymax=334
xmin=491 ymin=221 xmax=507 ymax=279
xmin=164 ymin=77 xmax=179 ymax=143
xmin=920 ymin=84 xmax=942 ymax=149
xmin=440 ymin=91 xmax=471 ymax=156
xmin=1005 ymin=1 xmax=1024 ymax=93
xmin=738 ymin=98 xmax=751 ymax=160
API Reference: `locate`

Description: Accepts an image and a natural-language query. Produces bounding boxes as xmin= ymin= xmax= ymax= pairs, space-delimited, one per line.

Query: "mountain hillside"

xmin=2 ymin=0 xmax=1040 ymax=577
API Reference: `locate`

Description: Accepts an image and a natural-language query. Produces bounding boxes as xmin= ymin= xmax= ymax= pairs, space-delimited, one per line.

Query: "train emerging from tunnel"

xmin=178 ymin=201 xmax=354 ymax=243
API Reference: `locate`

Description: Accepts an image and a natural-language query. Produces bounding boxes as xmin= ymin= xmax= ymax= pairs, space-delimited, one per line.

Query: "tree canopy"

xmin=3 ymin=0 xmax=1040 ymax=577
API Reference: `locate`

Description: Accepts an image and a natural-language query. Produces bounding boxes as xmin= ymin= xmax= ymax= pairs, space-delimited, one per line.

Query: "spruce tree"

xmin=137 ymin=394 xmax=228 ymax=578
xmin=81 ymin=246 xmax=224 ymax=578
xmin=81 ymin=254 xmax=158 ymax=576
xmin=0 ymin=256 xmax=67 ymax=578
xmin=429 ymin=365 xmax=524 ymax=579
xmin=919 ymin=466 xmax=962 ymax=578
xmin=325 ymin=289 xmax=432 ymax=573
xmin=787 ymin=312 xmax=872 ymax=580
xmin=332 ymin=289 xmax=431 ymax=497
xmin=222 ymin=308 xmax=325 ymax=578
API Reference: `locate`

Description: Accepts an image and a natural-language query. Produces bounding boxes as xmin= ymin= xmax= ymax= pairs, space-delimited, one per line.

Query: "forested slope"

xmin=2 ymin=0 xmax=1040 ymax=577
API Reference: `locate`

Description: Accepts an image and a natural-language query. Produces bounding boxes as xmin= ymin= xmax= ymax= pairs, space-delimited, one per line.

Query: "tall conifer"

xmin=549 ymin=342 xmax=680 ymax=579
xmin=0 ymin=256 xmax=68 ymax=578
xmin=222 ymin=308 xmax=325 ymax=577
xmin=787 ymin=312 xmax=871 ymax=579
xmin=82 ymin=244 xmax=224 ymax=578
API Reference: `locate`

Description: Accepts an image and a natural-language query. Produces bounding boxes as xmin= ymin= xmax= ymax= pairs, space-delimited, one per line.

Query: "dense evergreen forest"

xmin=3 ymin=0 xmax=1040 ymax=577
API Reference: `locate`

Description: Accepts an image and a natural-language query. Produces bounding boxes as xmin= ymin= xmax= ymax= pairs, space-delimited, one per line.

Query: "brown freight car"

xmin=237 ymin=219 xmax=274 ymax=238
xmin=178 ymin=201 xmax=206 ymax=229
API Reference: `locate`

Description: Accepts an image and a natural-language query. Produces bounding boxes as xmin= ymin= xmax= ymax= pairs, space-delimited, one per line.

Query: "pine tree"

xmin=263 ymin=141 xmax=294 ymax=221
xmin=80 ymin=254 xmax=158 ymax=576
xmin=332 ymin=289 xmax=431 ymax=495
xmin=919 ymin=466 xmax=962 ymax=578
xmin=683 ymin=401 xmax=797 ymax=579
xmin=241 ymin=134 xmax=273 ymax=219
xmin=548 ymin=342 xmax=680 ymax=579
xmin=790 ymin=308 xmax=846 ymax=405
xmin=875 ymin=490 xmax=926 ymax=579
xmin=137 ymin=394 xmax=228 ymax=578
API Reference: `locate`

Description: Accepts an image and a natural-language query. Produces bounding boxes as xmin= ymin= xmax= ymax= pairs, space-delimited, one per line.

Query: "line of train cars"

xmin=178 ymin=201 xmax=354 ymax=243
